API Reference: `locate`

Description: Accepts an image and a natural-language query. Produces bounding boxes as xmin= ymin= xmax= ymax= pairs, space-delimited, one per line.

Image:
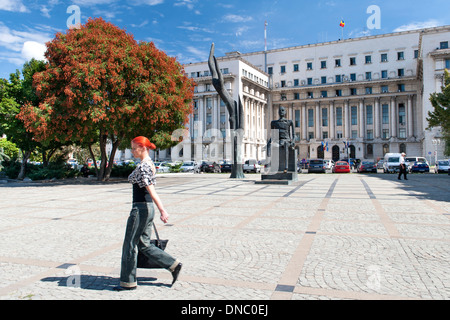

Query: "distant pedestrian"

xmin=80 ymin=164 xmax=89 ymax=177
xmin=114 ymin=136 xmax=182 ymax=291
xmin=398 ymin=152 xmax=408 ymax=180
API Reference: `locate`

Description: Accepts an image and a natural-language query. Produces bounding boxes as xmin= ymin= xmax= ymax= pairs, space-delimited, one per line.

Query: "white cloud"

xmin=21 ymin=41 xmax=47 ymax=61
xmin=174 ymin=0 xmax=196 ymax=10
xmin=0 ymin=0 xmax=28 ymax=12
xmin=129 ymin=0 xmax=164 ymax=5
xmin=0 ymin=23 xmax=51 ymax=66
xmin=393 ymin=19 xmax=441 ymax=32
xmin=223 ymin=14 xmax=253 ymax=23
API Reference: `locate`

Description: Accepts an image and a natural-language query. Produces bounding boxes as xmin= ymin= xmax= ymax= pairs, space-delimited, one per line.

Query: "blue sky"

xmin=1 ymin=0 xmax=449 ymax=79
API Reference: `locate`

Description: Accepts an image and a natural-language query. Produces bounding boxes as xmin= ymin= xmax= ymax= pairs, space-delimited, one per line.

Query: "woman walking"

xmin=114 ymin=136 xmax=182 ymax=291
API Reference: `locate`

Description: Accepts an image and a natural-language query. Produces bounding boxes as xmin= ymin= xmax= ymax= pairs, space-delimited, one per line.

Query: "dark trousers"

xmin=119 ymin=202 xmax=177 ymax=287
xmin=398 ymin=165 xmax=407 ymax=180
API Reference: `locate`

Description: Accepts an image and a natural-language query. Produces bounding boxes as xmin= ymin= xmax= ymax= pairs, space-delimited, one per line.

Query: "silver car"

xmin=180 ymin=161 xmax=200 ymax=173
xmin=435 ymin=160 xmax=450 ymax=173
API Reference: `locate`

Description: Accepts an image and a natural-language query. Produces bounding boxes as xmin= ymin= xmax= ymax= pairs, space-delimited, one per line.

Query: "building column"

xmin=407 ymin=95 xmax=413 ymax=138
xmin=302 ymin=104 xmax=307 ymax=140
xmin=374 ymin=98 xmax=380 ymax=139
xmin=359 ymin=99 xmax=365 ymax=139
xmin=390 ymin=97 xmax=397 ymax=138
xmin=329 ymin=101 xmax=335 ymax=139
xmin=315 ymin=103 xmax=320 ymax=139
xmin=344 ymin=100 xmax=350 ymax=139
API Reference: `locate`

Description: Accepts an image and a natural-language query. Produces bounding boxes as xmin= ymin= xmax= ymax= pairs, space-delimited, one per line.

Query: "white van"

xmin=383 ymin=153 xmax=402 ymax=173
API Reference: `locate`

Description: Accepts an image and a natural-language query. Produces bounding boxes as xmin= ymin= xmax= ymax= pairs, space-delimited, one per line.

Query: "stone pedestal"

xmin=257 ymin=148 xmax=298 ymax=185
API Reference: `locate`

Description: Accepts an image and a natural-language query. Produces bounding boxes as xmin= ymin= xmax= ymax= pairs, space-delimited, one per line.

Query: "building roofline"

xmin=241 ymin=25 xmax=450 ymax=57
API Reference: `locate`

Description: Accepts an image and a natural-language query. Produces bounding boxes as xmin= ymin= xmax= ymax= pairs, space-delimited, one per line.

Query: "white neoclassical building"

xmin=114 ymin=25 xmax=449 ymax=164
xmin=182 ymin=25 xmax=450 ymax=164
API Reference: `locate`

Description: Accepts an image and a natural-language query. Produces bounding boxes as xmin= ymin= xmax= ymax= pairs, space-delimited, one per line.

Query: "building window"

xmin=281 ymin=80 xmax=286 ymax=87
xmin=335 ymin=59 xmax=341 ymax=67
xmin=366 ymin=105 xmax=373 ymax=125
xmin=397 ymin=51 xmax=404 ymax=60
xmin=366 ymin=72 xmax=372 ymax=80
xmin=307 ymin=78 xmax=313 ymax=85
xmin=335 ymin=75 xmax=342 ymax=83
xmin=294 ymin=92 xmax=300 ymax=100
xmin=295 ymin=110 xmax=300 ymax=128
xmin=268 ymin=67 xmax=273 ymax=75
xmin=335 ymin=89 xmax=342 ymax=97
xmin=440 ymin=41 xmax=449 ymax=49
xmin=321 ymin=61 xmax=327 ymax=69
xmin=399 ymin=128 xmax=406 ymax=139
xmin=307 ymin=62 xmax=313 ymax=70
xmin=337 ymin=132 xmax=343 ymax=139
xmin=294 ymin=79 xmax=299 ymax=86
xmin=382 ymin=104 xmax=389 ymax=124
xmin=365 ymin=87 xmax=372 ymax=94
xmin=382 ymin=129 xmax=390 ymax=139
xmin=398 ymin=69 xmax=404 ymax=77
xmin=414 ymin=50 xmax=419 ymax=59
xmin=445 ymin=59 xmax=450 ymax=69
xmin=381 ymin=85 xmax=389 ymax=93
xmin=307 ymin=92 xmax=314 ymax=98
xmin=381 ymin=53 xmax=388 ymax=62
xmin=351 ymin=106 xmax=358 ymax=125
xmin=308 ymin=132 xmax=314 ymax=140
xmin=295 ymin=133 xmax=300 ymax=142
xmin=381 ymin=70 xmax=388 ymax=79
xmin=336 ymin=107 xmax=343 ymax=126
xmin=220 ymin=113 xmax=226 ymax=123
xmin=322 ymin=108 xmax=328 ymax=127
xmin=398 ymin=104 xmax=406 ymax=125
xmin=398 ymin=84 xmax=405 ymax=92
xmin=399 ymin=143 xmax=407 ymax=153
xmin=367 ymin=144 xmax=373 ymax=156
xmin=308 ymin=109 xmax=314 ymax=127
xmin=351 ymin=130 xmax=358 ymax=139
xmin=281 ymin=65 xmax=286 ymax=73
xmin=350 ymin=73 xmax=356 ymax=81
xmin=383 ymin=144 xmax=390 ymax=155
xmin=321 ymin=76 xmax=327 ymax=84
xmin=365 ymin=55 xmax=372 ymax=64
xmin=293 ymin=64 xmax=299 ymax=72
xmin=367 ymin=130 xmax=373 ymax=140
xmin=321 ymin=91 xmax=328 ymax=98
xmin=350 ymin=57 xmax=356 ymax=66
xmin=350 ymin=88 xmax=357 ymax=96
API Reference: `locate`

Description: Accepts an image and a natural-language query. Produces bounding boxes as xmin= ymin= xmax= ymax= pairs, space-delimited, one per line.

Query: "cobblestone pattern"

xmin=0 ymin=173 xmax=448 ymax=300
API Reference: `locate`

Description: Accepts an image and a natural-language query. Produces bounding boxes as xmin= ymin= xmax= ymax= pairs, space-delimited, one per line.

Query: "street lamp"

xmin=432 ymin=138 xmax=441 ymax=165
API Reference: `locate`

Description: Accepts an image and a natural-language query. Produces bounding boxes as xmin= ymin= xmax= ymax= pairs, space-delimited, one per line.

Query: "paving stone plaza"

xmin=0 ymin=172 xmax=449 ymax=300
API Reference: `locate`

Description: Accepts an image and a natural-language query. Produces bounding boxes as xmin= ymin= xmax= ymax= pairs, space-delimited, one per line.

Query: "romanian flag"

xmin=340 ymin=20 xmax=345 ymax=27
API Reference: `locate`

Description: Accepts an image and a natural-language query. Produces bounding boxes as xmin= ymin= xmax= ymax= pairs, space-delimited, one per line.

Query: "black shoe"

xmin=171 ymin=263 xmax=182 ymax=286
xmin=398 ymin=178 xmax=401 ymax=180
xmin=405 ymin=178 xmax=408 ymax=180
xmin=113 ymin=285 xmax=137 ymax=292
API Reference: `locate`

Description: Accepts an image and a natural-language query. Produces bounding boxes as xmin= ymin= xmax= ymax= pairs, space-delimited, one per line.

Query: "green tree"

xmin=0 ymin=59 xmax=66 ymax=179
xmin=19 ymin=18 xmax=194 ymax=181
xmin=427 ymin=69 xmax=450 ymax=156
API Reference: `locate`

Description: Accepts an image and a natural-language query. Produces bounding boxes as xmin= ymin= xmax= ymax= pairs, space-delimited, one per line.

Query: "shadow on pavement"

xmin=40 ymin=275 xmax=170 ymax=291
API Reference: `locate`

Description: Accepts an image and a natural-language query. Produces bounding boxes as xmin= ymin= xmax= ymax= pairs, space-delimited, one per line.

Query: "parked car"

xmin=357 ymin=161 xmax=377 ymax=173
xmin=243 ymin=159 xmax=261 ymax=173
xmin=405 ymin=156 xmax=428 ymax=172
xmin=154 ymin=162 xmax=170 ymax=173
xmin=324 ymin=159 xmax=335 ymax=171
xmin=180 ymin=161 xmax=200 ymax=173
xmin=435 ymin=160 xmax=450 ymax=173
xmin=200 ymin=161 xmax=221 ymax=173
xmin=333 ymin=161 xmax=351 ymax=173
xmin=409 ymin=161 xmax=430 ymax=173
xmin=308 ymin=159 xmax=327 ymax=173
xmin=376 ymin=160 xmax=384 ymax=169
xmin=220 ymin=160 xmax=232 ymax=173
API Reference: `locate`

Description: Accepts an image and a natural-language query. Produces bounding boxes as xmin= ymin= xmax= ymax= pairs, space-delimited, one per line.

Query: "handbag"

xmin=137 ymin=222 xmax=169 ymax=269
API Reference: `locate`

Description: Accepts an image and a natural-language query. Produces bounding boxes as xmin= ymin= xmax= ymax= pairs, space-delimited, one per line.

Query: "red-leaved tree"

xmin=18 ymin=18 xmax=194 ymax=181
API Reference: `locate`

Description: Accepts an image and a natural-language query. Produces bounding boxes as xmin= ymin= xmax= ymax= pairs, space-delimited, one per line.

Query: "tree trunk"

xmin=17 ymin=150 xmax=31 ymax=180
xmin=88 ymin=144 xmax=99 ymax=177
xmin=103 ymin=137 xmax=120 ymax=181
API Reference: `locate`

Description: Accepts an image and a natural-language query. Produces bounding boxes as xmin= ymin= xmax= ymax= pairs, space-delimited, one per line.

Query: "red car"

xmin=333 ymin=161 xmax=351 ymax=173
